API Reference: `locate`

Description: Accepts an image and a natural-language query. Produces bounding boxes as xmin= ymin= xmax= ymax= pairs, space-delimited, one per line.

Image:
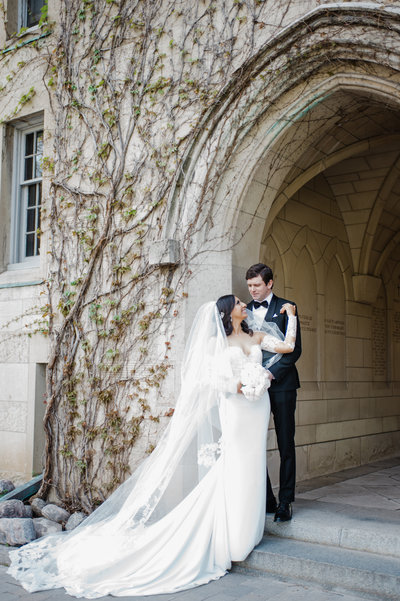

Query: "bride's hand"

xmin=237 ymin=382 xmax=243 ymax=394
xmin=280 ymin=303 xmax=296 ymax=316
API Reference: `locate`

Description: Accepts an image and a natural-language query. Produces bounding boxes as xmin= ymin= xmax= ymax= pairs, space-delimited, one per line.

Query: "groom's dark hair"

xmin=245 ymin=263 xmax=273 ymax=285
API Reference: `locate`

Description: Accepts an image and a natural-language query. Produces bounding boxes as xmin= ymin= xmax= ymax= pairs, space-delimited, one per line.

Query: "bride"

xmin=8 ymin=295 xmax=296 ymax=598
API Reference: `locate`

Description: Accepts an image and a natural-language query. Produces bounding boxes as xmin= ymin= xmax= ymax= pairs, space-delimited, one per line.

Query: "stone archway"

xmin=165 ymin=4 xmax=400 ymax=480
xmin=231 ymin=85 xmax=400 ymax=481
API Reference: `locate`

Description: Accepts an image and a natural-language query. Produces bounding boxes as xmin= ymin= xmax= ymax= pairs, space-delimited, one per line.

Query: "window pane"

xmin=35 ymin=131 xmax=43 ymax=177
xmin=27 ymin=0 xmax=44 ymax=28
xmin=35 ymin=131 xmax=43 ymax=154
xmin=36 ymin=208 xmax=41 ymax=255
xmin=25 ymin=133 xmax=34 ymax=156
xmin=24 ymin=157 xmax=33 ymax=181
xmin=25 ymin=233 xmax=35 ymax=257
xmin=26 ymin=207 xmax=36 ymax=232
xmin=17 ymin=125 xmax=43 ymax=262
xmin=35 ymin=156 xmax=42 ymax=178
xmin=27 ymin=184 xmax=36 ymax=207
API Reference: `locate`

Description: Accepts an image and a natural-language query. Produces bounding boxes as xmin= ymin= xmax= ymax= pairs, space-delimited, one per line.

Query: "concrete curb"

xmin=0 ymin=544 xmax=10 ymax=567
xmin=236 ymin=536 xmax=400 ymax=601
xmin=265 ymin=498 xmax=400 ymax=558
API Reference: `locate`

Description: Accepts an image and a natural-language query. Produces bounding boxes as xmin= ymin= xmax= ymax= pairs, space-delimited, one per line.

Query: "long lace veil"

xmin=245 ymin=309 xmax=284 ymax=369
xmin=8 ymin=302 xmax=232 ymax=592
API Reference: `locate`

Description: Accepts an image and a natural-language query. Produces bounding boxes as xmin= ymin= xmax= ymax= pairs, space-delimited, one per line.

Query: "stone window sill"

xmin=0 ymin=263 xmax=44 ymax=289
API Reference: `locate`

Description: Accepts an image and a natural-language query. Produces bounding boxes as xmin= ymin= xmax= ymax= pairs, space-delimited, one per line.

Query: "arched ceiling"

xmin=265 ymin=90 xmax=400 ymax=278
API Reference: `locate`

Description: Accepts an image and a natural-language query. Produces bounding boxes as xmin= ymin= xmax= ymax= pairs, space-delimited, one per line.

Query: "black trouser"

xmin=267 ymin=389 xmax=297 ymax=505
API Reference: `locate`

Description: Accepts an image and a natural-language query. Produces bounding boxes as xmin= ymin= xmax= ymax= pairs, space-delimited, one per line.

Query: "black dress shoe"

xmin=266 ymin=500 xmax=277 ymax=514
xmin=274 ymin=502 xmax=292 ymax=522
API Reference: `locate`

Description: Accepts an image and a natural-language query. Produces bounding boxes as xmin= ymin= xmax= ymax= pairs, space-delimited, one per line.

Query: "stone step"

xmin=265 ymin=498 xmax=400 ymax=558
xmin=235 ymin=535 xmax=400 ymax=601
xmin=0 ymin=544 xmax=10 ymax=567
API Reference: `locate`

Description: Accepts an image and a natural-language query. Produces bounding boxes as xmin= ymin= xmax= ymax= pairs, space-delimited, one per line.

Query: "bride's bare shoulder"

xmin=252 ymin=331 xmax=264 ymax=343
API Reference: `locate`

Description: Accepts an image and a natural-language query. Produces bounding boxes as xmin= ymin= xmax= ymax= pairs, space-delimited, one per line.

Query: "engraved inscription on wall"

xmin=291 ymin=246 xmax=318 ymax=382
xmin=324 ymin=319 xmax=345 ymax=336
xmin=394 ymin=312 xmax=400 ymax=343
xmin=372 ymin=307 xmax=387 ymax=379
xmin=302 ymin=314 xmax=316 ymax=333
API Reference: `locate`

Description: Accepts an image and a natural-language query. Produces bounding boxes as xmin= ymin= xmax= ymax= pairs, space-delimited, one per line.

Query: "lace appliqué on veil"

xmin=8 ymin=538 xmax=66 ymax=593
xmin=197 ymin=439 xmax=223 ymax=467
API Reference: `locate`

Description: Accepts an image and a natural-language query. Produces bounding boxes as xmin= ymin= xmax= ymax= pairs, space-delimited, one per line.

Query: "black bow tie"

xmin=253 ymin=300 xmax=268 ymax=309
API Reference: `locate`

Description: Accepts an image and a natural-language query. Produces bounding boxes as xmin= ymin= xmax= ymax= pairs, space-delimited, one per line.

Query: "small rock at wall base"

xmin=30 ymin=497 xmax=47 ymax=516
xmin=0 ymin=500 xmax=26 ymax=518
xmin=0 ymin=518 xmax=36 ymax=546
xmin=0 ymin=480 xmax=15 ymax=495
xmin=41 ymin=504 xmax=70 ymax=524
xmin=24 ymin=505 xmax=33 ymax=518
xmin=65 ymin=512 xmax=87 ymax=531
xmin=33 ymin=517 xmax=63 ymax=538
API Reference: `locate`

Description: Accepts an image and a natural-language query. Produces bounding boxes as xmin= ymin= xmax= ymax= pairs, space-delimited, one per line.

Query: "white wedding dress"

xmin=8 ymin=304 xmax=291 ymax=598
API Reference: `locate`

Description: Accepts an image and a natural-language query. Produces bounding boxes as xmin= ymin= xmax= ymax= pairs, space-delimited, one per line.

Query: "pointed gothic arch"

xmin=166 ymin=3 xmax=400 ymax=481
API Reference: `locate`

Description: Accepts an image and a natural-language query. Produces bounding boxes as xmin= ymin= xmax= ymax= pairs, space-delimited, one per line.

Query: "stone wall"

xmin=0 ymin=277 xmax=47 ymax=477
xmin=0 ymin=0 xmax=399 ymax=490
xmin=261 ymin=158 xmax=400 ymax=484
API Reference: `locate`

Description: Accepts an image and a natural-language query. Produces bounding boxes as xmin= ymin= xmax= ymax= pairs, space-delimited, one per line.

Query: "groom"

xmin=246 ymin=263 xmax=301 ymax=522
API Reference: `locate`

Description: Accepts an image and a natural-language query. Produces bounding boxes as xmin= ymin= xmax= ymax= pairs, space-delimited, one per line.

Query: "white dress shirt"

xmin=252 ymin=292 xmax=275 ymax=381
xmin=252 ymin=292 xmax=273 ymax=329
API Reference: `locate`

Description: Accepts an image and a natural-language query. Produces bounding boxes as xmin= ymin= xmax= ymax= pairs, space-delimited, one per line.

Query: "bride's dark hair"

xmin=216 ymin=295 xmax=253 ymax=337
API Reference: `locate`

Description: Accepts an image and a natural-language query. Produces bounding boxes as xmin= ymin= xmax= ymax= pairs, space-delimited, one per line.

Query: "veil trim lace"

xmin=8 ymin=303 xmax=230 ymax=593
xmin=8 ymin=302 xmax=281 ymax=596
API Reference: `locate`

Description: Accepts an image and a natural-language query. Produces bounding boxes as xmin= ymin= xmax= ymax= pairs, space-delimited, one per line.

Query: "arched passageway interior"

xmin=234 ymin=88 xmax=400 ymax=482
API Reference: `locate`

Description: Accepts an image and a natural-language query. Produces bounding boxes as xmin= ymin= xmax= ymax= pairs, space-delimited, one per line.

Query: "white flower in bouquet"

xmin=240 ymin=362 xmax=270 ymax=401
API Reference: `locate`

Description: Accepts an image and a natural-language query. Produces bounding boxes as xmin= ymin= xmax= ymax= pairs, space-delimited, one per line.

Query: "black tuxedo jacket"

xmin=247 ymin=294 xmax=301 ymax=392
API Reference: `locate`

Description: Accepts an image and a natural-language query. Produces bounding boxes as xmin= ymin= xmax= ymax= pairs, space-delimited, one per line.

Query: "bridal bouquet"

xmin=240 ymin=363 xmax=270 ymax=401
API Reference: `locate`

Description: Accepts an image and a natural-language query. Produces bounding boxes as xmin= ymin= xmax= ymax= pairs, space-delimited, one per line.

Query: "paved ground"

xmin=0 ymin=564 xmax=377 ymax=601
xmin=296 ymin=456 xmax=400 ymax=511
xmin=1 ymin=456 xmax=399 ymax=600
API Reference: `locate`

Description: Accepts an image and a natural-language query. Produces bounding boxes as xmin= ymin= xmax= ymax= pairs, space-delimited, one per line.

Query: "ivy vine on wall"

xmin=37 ymin=0 xmax=269 ymax=512
xmin=1 ymin=0 xmax=398 ymax=512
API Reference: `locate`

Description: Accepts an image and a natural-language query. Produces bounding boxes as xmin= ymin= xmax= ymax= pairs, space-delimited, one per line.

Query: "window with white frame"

xmin=11 ymin=119 xmax=43 ymax=265
xmin=5 ymin=0 xmax=45 ymax=38
xmin=19 ymin=0 xmax=45 ymax=29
